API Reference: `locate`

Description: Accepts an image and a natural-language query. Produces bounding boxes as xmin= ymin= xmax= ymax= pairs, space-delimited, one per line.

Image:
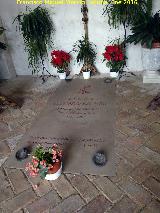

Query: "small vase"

xmin=45 ymin=162 xmax=62 ymax=181
xmin=83 ymin=71 xmax=90 ymax=79
xmin=110 ymin=70 xmax=119 ymax=78
xmin=59 ymin=72 xmax=66 ymax=79
xmin=152 ymin=42 xmax=160 ymax=49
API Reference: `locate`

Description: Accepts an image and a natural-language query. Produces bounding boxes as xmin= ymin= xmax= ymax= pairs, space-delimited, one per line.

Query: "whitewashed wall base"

xmin=143 ymin=71 xmax=160 ymax=83
xmin=142 ymin=48 xmax=160 ymax=71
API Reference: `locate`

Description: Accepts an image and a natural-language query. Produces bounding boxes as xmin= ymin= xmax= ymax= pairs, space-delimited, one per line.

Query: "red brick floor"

xmin=0 ymin=76 xmax=160 ymax=213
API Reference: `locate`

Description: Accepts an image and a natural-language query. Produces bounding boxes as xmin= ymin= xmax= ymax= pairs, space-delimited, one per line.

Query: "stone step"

xmin=143 ymin=71 xmax=160 ymax=83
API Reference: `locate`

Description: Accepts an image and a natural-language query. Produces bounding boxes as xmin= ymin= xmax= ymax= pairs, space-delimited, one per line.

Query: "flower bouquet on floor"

xmin=103 ymin=40 xmax=126 ymax=78
xmin=25 ymin=144 xmax=63 ymax=180
xmin=51 ymin=50 xmax=71 ymax=79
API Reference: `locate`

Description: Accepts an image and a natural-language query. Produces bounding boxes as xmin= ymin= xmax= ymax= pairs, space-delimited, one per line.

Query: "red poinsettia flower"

xmin=118 ymin=53 xmax=124 ymax=61
xmin=51 ymin=50 xmax=71 ymax=72
xmin=103 ymin=52 xmax=112 ymax=61
xmin=113 ymin=45 xmax=120 ymax=52
xmin=103 ymin=44 xmax=125 ymax=62
xmin=103 ymin=43 xmax=126 ymax=70
xmin=105 ymin=45 xmax=115 ymax=53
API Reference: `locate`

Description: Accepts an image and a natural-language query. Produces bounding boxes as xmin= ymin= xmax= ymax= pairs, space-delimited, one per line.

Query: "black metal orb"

xmin=93 ymin=151 xmax=107 ymax=167
xmin=15 ymin=147 xmax=30 ymax=161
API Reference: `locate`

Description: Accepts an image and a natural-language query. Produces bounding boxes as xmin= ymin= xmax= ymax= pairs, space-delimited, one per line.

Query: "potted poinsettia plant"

xmin=103 ymin=42 xmax=126 ymax=78
xmin=51 ymin=50 xmax=71 ymax=79
xmin=25 ymin=144 xmax=62 ymax=180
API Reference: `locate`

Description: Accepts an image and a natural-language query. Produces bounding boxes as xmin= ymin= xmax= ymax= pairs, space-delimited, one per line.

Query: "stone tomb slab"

xmin=5 ymin=79 xmax=116 ymax=176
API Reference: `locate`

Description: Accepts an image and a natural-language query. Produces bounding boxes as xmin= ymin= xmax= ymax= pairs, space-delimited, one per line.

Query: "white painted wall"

xmin=0 ymin=0 xmax=160 ymax=76
xmin=0 ymin=17 xmax=16 ymax=79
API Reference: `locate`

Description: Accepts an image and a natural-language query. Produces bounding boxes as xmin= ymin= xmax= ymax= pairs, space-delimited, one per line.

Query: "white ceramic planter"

xmin=110 ymin=71 xmax=119 ymax=78
xmin=45 ymin=163 xmax=62 ymax=181
xmin=83 ymin=71 xmax=90 ymax=79
xmin=59 ymin=72 xmax=66 ymax=79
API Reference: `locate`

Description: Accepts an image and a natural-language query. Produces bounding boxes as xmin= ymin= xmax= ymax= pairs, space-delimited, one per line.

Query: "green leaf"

xmin=40 ymin=168 xmax=48 ymax=179
xmin=126 ymin=10 xmax=160 ymax=47
xmin=13 ymin=6 xmax=55 ymax=75
xmin=103 ymin=0 xmax=149 ymax=28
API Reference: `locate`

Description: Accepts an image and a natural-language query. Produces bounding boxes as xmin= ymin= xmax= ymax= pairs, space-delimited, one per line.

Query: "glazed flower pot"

xmin=45 ymin=161 xmax=62 ymax=181
xmin=110 ymin=71 xmax=119 ymax=78
xmin=59 ymin=72 xmax=66 ymax=80
xmin=142 ymin=42 xmax=160 ymax=49
xmin=83 ymin=71 xmax=90 ymax=79
xmin=152 ymin=42 xmax=160 ymax=49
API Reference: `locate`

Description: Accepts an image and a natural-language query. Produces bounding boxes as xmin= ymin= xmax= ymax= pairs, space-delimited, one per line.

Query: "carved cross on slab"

xmin=78 ymin=85 xmax=91 ymax=94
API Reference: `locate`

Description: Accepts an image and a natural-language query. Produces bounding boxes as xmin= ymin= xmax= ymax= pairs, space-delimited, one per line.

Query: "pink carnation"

xmin=52 ymin=150 xmax=57 ymax=155
xmin=40 ymin=160 xmax=46 ymax=168
xmin=32 ymin=158 xmax=39 ymax=167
